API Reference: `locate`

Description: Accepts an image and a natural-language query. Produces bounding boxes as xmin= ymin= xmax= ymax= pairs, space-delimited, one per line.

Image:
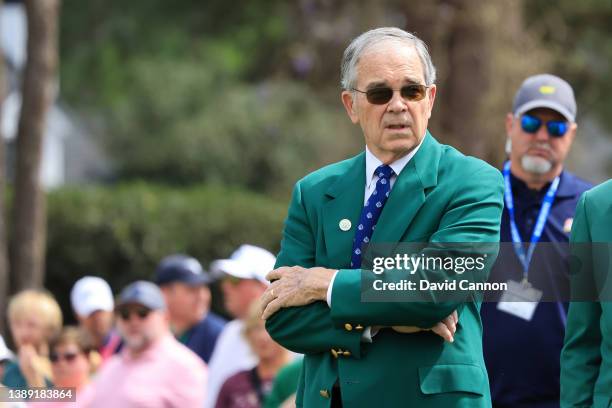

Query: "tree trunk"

xmin=0 ymin=0 xmax=10 ymax=336
xmin=10 ymin=0 xmax=60 ymax=291
xmin=430 ymin=0 xmax=490 ymax=158
xmin=401 ymin=0 xmax=550 ymax=166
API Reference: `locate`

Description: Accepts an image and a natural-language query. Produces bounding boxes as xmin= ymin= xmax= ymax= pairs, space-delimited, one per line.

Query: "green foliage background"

xmin=37 ymin=0 xmax=612 ymax=312
xmin=524 ymin=0 xmax=612 ymax=131
xmin=45 ymin=183 xmax=286 ymax=318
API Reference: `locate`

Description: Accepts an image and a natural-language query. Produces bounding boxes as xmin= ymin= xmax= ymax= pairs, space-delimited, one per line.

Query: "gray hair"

xmin=340 ymin=27 xmax=436 ymax=90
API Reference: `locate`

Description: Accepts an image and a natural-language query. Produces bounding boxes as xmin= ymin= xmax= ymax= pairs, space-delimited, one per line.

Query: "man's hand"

xmin=389 ymin=310 xmax=458 ymax=342
xmin=19 ymin=344 xmax=47 ymax=387
xmin=260 ymin=266 xmax=336 ymax=320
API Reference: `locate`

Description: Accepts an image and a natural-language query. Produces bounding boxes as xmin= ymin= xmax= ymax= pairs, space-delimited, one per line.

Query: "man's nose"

xmin=387 ymin=90 xmax=408 ymax=112
xmin=125 ymin=314 xmax=142 ymax=324
xmin=534 ymin=123 xmax=550 ymax=141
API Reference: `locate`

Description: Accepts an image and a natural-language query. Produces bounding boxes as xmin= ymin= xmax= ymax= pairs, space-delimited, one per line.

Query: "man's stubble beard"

xmin=121 ymin=327 xmax=156 ymax=354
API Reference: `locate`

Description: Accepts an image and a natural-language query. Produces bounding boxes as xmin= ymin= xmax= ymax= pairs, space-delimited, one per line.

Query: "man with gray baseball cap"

xmin=481 ymin=74 xmax=592 ymax=408
xmin=513 ymin=73 xmax=577 ymax=123
xmin=82 ymin=281 xmax=207 ymax=407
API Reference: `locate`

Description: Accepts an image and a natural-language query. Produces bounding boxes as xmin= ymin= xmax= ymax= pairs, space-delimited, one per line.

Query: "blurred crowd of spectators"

xmin=0 ymin=244 xmax=301 ymax=408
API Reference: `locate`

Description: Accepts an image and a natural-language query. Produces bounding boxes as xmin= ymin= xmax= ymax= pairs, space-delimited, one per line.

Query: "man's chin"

xmin=384 ymin=137 xmax=418 ymax=152
xmin=382 ymin=128 xmax=416 ymax=142
xmin=124 ymin=336 xmax=149 ymax=351
xmin=521 ymin=155 xmax=553 ymax=175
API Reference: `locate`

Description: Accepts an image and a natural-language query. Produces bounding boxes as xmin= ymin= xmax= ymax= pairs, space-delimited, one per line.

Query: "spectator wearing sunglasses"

xmin=154 ymin=254 xmax=226 ymax=364
xmin=80 ymin=281 xmax=207 ymax=407
xmin=481 ymin=74 xmax=592 ymax=408
xmin=204 ymin=245 xmax=275 ymax=408
xmin=30 ymin=327 xmax=99 ymax=407
xmin=49 ymin=327 xmax=97 ymax=388
xmin=70 ymin=277 xmax=122 ymax=364
xmin=259 ymin=27 xmax=504 ymax=408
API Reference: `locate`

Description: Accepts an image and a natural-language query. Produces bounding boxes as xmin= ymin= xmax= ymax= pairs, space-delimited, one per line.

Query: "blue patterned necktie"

xmin=350 ymin=164 xmax=395 ymax=268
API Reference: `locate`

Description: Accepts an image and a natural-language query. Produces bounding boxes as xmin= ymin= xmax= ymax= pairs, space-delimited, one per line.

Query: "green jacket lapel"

xmin=322 ymin=153 xmax=366 ymax=269
xmin=372 ymin=132 xmax=441 ymax=244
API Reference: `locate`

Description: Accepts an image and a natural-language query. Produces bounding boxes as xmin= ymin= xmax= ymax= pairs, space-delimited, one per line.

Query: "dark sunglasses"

xmin=116 ymin=307 xmax=151 ymax=321
xmin=222 ymin=275 xmax=243 ymax=286
xmin=520 ymin=114 xmax=568 ymax=137
xmin=352 ymin=84 xmax=429 ymax=105
xmin=50 ymin=351 xmax=79 ymax=364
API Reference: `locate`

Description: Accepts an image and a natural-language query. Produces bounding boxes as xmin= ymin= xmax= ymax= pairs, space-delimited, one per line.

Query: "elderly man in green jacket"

xmin=260 ymin=27 xmax=504 ymax=408
xmin=561 ymin=179 xmax=612 ymax=408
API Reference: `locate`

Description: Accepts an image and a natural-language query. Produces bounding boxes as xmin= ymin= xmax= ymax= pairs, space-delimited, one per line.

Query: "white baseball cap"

xmin=0 ymin=335 xmax=14 ymax=362
xmin=210 ymin=244 xmax=276 ymax=284
xmin=71 ymin=276 xmax=114 ymax=317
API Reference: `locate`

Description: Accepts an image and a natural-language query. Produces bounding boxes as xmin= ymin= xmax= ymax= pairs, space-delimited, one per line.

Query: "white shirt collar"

xmin=365 ymin=139 xmax=423 ymax=189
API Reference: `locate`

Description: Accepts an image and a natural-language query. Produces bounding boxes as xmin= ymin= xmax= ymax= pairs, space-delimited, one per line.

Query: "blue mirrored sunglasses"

xmin=520 ymin=114 xmax=568 ymax=137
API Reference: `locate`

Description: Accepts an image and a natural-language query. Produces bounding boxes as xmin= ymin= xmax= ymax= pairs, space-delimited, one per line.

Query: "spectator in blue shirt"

xmin=481 ymin=74 xmax=592 ymax=408
xmin=155 ymin=254 xmax=226 ymax=364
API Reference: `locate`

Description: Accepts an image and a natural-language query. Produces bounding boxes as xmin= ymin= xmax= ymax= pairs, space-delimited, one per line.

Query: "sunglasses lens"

xmin=521 ymin=115 xmax=541 ymax=133
xmin=366 ymin=88 xmax=393 ymax=104
xmin=50 ymin=352 xmax=79 ymax=363
xmin=547 ymin=121 xmax=568 ymax=137
xmin=401 ymin=85 xmax=427 ymax=101
xmin=64 ymin=353 xmax=78 ymax=362
xmin=137 ymin=308 xmax=150 ymax=319
xmin=223 ymin=276 xmax=242 ymax=285
xmin=117 ymin=307 xmax=151 ymax=320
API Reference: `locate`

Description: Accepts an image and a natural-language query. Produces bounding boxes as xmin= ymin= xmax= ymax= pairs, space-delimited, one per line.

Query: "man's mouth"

xmin=386 ymin=124 xmax=408 ymax=130
xmin=528 ymin=146 xmax=552 ymax=157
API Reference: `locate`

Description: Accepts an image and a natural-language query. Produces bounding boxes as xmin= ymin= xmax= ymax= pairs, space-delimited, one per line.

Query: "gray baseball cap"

xmin=513 ymin=74 xmax=576 ymax=122
xmin=116 ymin=281 xmax=166 ymax=310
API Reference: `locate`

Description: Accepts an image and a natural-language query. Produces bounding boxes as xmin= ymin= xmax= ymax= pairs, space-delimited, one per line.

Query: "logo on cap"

xmin=539 ymin=85 xmax=556 ymax=95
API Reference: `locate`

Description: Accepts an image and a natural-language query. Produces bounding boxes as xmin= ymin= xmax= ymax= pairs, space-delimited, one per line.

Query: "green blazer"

xmin=266 ymin=133 xmax=504 ymax=408
xmin=561 ymin=179 xmax=612 ymax=408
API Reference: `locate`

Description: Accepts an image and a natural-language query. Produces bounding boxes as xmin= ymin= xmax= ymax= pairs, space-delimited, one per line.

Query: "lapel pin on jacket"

xmin=339 ymin=219 xmax=352 ymax=231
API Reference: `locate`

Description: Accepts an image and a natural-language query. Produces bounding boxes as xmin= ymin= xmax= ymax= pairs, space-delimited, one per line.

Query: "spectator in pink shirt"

xmin=80 ymin=281 xmax=207 ymax=408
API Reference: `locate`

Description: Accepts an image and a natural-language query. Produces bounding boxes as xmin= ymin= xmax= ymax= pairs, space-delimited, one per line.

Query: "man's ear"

xmin=341 ymin=91 xmax=359 ymax=124
xmin=505 ymin=112 xmax=515 ymax=135
xmin=426 ymin=84 xmax=437 ymax=119
xmin=566 ymin=122 xmax=578 ymax=144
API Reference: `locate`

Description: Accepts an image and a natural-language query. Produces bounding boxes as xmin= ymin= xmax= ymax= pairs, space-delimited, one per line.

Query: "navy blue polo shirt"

xmin=481 ymin=169 xmax=591 ymax=408
xmin=178 ymin=311 xmax=226 ymax=364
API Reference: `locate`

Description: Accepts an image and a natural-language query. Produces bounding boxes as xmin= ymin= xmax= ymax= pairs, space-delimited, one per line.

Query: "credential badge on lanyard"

xmin=497 ymin=161 xmax=559 ymax=321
